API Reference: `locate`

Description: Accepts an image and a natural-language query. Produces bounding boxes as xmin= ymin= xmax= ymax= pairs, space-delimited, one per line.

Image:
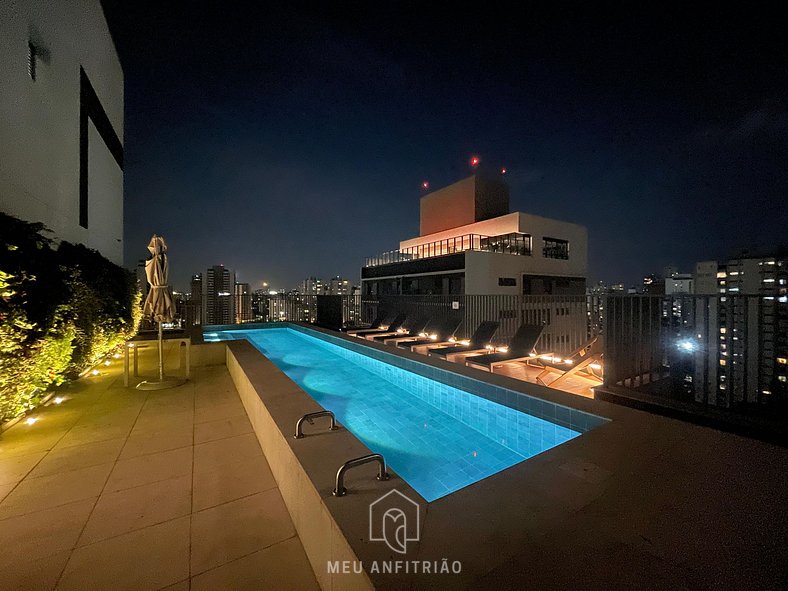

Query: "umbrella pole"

xmin=158 ymin=321 xmax=164 ymax=381
xmin=137 ymin=320 xmax=186 ymax=390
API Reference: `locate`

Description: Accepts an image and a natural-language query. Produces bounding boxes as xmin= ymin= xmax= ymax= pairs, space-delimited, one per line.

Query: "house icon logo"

xmin=369 ymin=489 xmax=420 ymax=554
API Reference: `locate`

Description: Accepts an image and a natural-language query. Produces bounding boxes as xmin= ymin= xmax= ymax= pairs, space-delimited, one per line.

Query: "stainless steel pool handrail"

xmin=332 ymin=453 xmax=390 ymax=497
xmin=294 ymin=410 xmax=339 ymax=439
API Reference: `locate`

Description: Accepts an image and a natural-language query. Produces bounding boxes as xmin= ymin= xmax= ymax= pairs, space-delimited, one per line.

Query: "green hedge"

xmin=0 ymin=212 xmax=141 ymax=422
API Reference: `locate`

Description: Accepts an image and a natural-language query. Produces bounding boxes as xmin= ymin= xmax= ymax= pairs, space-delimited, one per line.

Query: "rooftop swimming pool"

xmin=205 ymin=326 xmax=602 ymax=502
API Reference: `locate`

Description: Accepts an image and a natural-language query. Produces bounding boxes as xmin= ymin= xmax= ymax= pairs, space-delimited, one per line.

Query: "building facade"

xmin=203 ymin=265 xmax=235 ymax=325
xmin=361 ymin=173 xmax=588 ymax=352
xmin=327 ymin=276 xmax=351 ymax=295
xmin=362 ymin=174 xmax=587 ymax=297
xmin=234 ymin=282 xmax=252 ymax=323
xmin=301 ymin=277 xmax=324 ymax=295
xmin=690 ymin=255 xmax=788 ymax=407
xmin=0 ymin=0 xmax=124 ymax=265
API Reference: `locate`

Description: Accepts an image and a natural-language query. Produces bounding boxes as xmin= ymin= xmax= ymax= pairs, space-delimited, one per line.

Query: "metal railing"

xmin=364 ymin=232 xmax=532 ymax=267
xmin=602 ymin=294 xmax=787 ymax=430
xmin=358 ymin=294 xmax=595 ymax=355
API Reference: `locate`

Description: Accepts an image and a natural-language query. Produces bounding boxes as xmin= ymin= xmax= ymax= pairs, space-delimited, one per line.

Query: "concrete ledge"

xmin=228 ymin=340 xmax=384 ymax=590
xmin=189 ymin=342 xmax=227 ymax=367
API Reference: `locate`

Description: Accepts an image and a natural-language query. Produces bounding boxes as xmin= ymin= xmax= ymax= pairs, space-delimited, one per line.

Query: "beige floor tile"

xmin=193 ymin=433 xmax=261 ymax=474
xmin=56 ymin=423 xmax=133 ymax=449
xmin=194 ymin=414 xmax=253 ymax=444
xmin=191 ymin=536 xmax=318 ymax=591
xmin=105 ymin=446 xmax=193 ymax=492
xmin=190 ymin=488 xmax=296 ymax=575
xmin=194 ymin=400 xmax=245 ymax=424
xmin=0 ymin=431 xmax=66 ymax=457
xmin=193 ymin=454 xmax=276 ymax=511
xmin=0 ymin=497 xmax=95 ymax=570
xmin=57 ymin=516 xmax=191 ymax=591
xmin=27 ymin=438 xmax=125 ymax=479
xmin=119 ymin=426 xmax=193 ymax=460
xmin=79 ymin=474 xmax=192 ymax=546
xmin=0 ymin=451 xmax=46 ymax=486
xmin=0 ymin=549 xmax=71 ymax=591
xmin=0 ymin=462 xmax=111 ymax=519
xmin=195 ymin=390 xmax=239 ymax=409
xmin=131 ymin=410 xmax=194 ymax=435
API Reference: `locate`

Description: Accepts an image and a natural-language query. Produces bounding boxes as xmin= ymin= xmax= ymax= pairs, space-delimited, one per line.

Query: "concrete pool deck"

xmin=0 ymin=342 xmax=318 ymax=591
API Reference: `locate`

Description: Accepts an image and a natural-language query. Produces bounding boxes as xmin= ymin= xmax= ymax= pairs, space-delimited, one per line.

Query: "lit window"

xmin=716 ymin=272 xmax=727 ymax=278
xmin=720 ymin=327 xmax=727 ymax=334
xmin=719 ymin=359 xmax=726 ymax=366
xmin=777 ymin=357 xmax=787 ymax=365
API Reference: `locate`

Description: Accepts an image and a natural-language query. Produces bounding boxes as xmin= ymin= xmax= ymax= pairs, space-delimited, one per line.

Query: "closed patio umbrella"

xmin=137 ymin=234 xmax=185 ymax=390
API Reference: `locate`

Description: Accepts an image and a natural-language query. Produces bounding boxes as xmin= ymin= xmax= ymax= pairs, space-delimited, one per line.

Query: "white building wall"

xmin=0 ymin=0 xmax=124 ymax=265
xmin=399 ymin=211 xmax=587 ymax=282
xmin=464 ymin=251 xmax=529 ymax=295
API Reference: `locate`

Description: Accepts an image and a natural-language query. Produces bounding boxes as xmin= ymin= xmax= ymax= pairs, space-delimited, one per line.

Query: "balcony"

xmin=364 ymin=232 xmax=532 ymax=267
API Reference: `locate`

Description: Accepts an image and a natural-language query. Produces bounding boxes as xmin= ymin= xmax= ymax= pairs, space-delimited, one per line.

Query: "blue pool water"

xmin=210 ymin=327 xmax=581 ymax=501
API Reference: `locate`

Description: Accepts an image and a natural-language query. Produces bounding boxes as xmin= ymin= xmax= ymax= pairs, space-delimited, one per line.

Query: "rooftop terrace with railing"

xmin=364 ymin=232 xmax=532 ymax=267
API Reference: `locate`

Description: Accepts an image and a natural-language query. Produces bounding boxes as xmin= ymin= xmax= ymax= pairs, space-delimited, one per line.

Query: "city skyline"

xmin=104 ymin=2 xmax=787 ymax=290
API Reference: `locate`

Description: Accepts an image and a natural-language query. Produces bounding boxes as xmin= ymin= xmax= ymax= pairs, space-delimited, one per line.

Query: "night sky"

xmin=102 ymin=2 xmax=787 ymax=291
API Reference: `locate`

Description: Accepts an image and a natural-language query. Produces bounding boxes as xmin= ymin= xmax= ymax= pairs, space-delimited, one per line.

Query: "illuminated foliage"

xmin=0 ymin=212 xmax=140 ymax=422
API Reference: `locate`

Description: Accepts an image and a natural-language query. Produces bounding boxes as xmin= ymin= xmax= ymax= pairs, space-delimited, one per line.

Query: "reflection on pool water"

xmin=209 ymin=327 xmax=581 ymax=502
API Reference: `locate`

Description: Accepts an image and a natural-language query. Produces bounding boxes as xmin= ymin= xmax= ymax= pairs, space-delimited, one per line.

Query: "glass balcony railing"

xmin=365 ymin=232 xmax=532 ymax=267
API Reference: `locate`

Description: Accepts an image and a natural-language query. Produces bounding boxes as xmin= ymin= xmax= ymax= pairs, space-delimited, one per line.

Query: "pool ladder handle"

xmin=294 ymin=410 xmax=339 ymax=439
xmin=332 ymin=453 xmax=390 ymax=497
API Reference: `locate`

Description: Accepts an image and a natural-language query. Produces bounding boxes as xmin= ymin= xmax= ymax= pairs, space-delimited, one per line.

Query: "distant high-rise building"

xmin=234 ymin=282 xmax=252 ymax=323
xmin=301 ymin=277 xmax=324 ymax=295
xmin=691 ymin=255 xmax=788 ymax=407
xmin=251 ymin=289 xmax=268 ymax=321
xmin=665 ymin=273 xmax=693 ymax=295
xmin=188 ymin=273 xmax=203 ymax=325
xmin=172 ymin=291 xmax=187 ymax=329
xmin=203 ymin=265 xmax=235 ymax=325
xmin=693 ymin=261 xmax=719 ymax=295
xmin=327 ymin=276 xmax=351 ymax=295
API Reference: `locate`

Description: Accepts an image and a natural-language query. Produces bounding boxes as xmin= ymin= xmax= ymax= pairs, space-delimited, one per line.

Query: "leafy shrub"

xmin=0 ymin=212 xmax=140 ymax=422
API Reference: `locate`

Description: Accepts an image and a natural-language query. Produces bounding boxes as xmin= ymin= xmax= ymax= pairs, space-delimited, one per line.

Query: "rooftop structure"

xmin=362 ymin=173 xmax=587 ymax=297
